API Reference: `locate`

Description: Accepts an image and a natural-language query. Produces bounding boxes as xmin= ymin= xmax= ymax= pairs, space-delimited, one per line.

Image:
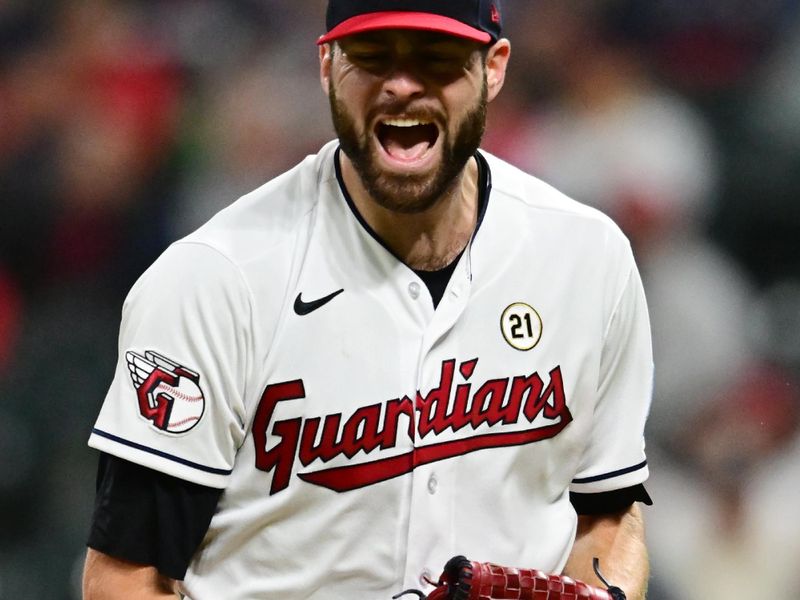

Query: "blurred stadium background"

xmin=2 ymin=0 xmax=800 ymax=598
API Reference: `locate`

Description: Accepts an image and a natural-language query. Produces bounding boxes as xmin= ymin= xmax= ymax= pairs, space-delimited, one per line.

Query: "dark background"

xmin=2 ymin=1 xmax=799 ymax=598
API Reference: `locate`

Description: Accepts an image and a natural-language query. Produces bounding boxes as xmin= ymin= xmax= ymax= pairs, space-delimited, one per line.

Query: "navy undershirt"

xmin=414 ymin=258 xmax=461 ymax=308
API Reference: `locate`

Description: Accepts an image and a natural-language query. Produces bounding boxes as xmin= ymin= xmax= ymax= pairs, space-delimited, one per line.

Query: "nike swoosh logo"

xmin=294 ymin=289 xmax=344 ymax=316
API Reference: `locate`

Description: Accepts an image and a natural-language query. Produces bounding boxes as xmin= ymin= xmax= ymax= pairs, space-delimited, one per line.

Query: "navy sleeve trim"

xmin=571 ymin=460 xmax=647 ymax=484
xmin=92 ymin=428 xmax=232 ymax=476
xmin=570 ymin=484 xmax=653 ymax=515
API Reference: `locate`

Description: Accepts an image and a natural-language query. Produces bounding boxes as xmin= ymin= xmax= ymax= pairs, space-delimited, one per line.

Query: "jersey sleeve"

xmin=571 ymin=241 xmax=654 ymax=494
xmin=88 ymin=241 xmax=254 ymax=488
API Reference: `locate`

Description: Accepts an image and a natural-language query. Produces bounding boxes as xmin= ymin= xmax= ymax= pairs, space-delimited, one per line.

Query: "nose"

xmin=381 ymin=64 xmax=426 ymax=102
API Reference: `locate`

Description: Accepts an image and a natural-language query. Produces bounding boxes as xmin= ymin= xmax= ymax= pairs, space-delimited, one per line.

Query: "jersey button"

xmin=427 ymin=474 xmax=438 ymax=494
xmin=408 ymin=281 xmax=421 ymax=299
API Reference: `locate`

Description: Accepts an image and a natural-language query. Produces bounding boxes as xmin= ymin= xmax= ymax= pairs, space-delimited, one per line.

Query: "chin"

xmin=365 ymin=165 xmax=458 ymax=215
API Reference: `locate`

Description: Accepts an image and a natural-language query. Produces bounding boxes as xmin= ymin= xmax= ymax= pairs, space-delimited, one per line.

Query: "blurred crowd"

xmin=2 ymin=1 xmax=800 ymax=598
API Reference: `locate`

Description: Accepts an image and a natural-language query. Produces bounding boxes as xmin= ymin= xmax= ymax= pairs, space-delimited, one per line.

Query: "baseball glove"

xmin=393 ymin=556 xmax=626 ymax=600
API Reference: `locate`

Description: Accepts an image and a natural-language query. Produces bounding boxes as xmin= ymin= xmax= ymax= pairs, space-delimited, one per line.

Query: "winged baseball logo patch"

xmin=126 ymin=350 xmax=205 ymax=434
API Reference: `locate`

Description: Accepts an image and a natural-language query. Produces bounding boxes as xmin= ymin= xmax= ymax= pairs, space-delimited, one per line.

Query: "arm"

xmin=82 ymin=454 xmax=223 ymax=599
xmin=563 ymin=503 xmax=648 ymax=600
xmin=83 ymin=548 xmax=180 ymax=600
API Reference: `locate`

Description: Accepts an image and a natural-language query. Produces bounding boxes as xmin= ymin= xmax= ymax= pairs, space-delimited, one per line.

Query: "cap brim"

xmin=317 ymin=11 xmax=492 ymax=45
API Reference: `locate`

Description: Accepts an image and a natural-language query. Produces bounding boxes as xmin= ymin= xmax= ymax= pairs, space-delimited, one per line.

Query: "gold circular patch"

xmin=500 ymin=303 xmax=543 ymax=351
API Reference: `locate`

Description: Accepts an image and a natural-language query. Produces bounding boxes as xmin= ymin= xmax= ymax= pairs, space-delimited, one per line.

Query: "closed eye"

xmin=423 ymin=53 xmax=459 ymax=63
xmin=422 ymin=53 xmax=466 ymax=67
xmin=345 ymin=51 xmax=392 ymax=72
xmin=349 ymin=52 xmax=389 ymax=62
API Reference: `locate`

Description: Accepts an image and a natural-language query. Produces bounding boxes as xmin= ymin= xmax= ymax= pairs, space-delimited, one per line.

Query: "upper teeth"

xmin=382 ymin=118 xmax=430 ymax=127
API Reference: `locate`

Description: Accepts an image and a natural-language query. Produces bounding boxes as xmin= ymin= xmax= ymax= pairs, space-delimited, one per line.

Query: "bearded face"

xmin=328 ymin=54 xmax=488 ymax=214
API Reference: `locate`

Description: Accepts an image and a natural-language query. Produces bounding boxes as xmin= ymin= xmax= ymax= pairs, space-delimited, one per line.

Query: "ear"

xmin=320 ymin=43 xmax=333 ymax=95
xmin=485 ymin=38 xmax=511 ymax=102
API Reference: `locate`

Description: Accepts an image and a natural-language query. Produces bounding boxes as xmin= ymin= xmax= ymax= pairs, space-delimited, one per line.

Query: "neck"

xmin=340 ymin=154 xmax=480 ymax=271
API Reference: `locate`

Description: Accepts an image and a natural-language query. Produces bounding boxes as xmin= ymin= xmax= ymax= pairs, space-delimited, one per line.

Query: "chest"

xmin=248 ymin=244 xmax=606 ymax=497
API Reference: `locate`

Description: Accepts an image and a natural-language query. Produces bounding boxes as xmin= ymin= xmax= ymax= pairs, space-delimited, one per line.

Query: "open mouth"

xmin=375 ymin=118 xmax=439 ymax=164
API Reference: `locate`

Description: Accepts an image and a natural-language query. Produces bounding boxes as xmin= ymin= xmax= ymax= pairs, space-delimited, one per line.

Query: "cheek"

xmin=334 ymin=80 xmax=374 ymax=127
xmin=334 ymin=61 xmax=376 ymax=99
xmin=444 ymin=85 xmax=482 ymax=129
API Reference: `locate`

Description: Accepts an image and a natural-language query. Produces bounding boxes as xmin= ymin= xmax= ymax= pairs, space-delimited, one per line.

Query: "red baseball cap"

xmin=318 ymin=0 xmax=503 ymax=45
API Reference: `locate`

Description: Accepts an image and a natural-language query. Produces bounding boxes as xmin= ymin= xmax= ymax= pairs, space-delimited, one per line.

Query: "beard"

xmin=329 ymin=76 xmax=488 ymax=214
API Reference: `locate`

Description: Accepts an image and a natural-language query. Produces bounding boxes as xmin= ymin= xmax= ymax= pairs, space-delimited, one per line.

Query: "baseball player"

xmin=83 ymin=1 xmax=654 ymax=599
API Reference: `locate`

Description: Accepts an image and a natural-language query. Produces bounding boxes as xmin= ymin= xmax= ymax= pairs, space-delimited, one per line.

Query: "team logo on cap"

xmin=126 ymin=350 xmax=205 ymax=434
xmin=500 ymin=302 xmax=543 ymax=351
xmin=490 ymin=3 xmax=501 ymax=24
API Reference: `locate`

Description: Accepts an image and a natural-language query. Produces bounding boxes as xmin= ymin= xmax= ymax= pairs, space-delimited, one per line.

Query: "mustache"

xmin=367 ymin=102 xmax=445 ymax=125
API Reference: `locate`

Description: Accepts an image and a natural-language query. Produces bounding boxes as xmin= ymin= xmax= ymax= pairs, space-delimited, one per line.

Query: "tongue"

xmin=381 ymin=126 xmax=433 ymax=161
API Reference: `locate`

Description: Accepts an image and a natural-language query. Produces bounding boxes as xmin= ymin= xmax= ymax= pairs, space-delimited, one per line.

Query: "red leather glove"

xmin=395 ymin=556 xmax=626 ymax=600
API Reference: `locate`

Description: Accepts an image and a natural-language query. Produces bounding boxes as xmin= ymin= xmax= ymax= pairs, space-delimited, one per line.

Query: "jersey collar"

xmin=333 ymin=146 xmax=493 ymax=270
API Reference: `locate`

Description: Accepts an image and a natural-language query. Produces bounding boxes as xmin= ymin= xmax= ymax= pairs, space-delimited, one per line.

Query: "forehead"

xmin=337 ymin=29 xmax=482 ymax=52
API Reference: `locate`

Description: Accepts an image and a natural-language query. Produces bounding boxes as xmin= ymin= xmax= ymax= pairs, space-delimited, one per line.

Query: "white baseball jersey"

xmin=89 ymin=140 xmax=653 ymax=600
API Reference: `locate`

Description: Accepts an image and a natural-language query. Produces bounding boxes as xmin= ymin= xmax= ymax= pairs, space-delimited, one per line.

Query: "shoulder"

xmin=127 ymin=141 xmax=341 ymax=310
xmin=482 ymin=150 xmax=621 ymax=228
xmin=481 ymin=150 xmax=631 ymax=254
xmin=179 ymin=140 xmax=340 ymax=264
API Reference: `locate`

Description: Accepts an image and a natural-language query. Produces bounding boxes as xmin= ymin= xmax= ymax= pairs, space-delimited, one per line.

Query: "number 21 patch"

xmin=500 ymin=303 xmax=543 ymax=351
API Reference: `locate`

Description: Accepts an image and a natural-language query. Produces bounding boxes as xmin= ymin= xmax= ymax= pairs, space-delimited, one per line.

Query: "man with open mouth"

xmin=83 ymin=2 xmax=655 ymax=599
